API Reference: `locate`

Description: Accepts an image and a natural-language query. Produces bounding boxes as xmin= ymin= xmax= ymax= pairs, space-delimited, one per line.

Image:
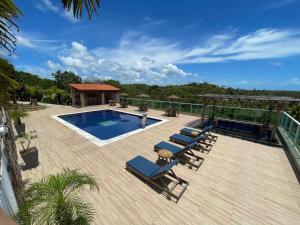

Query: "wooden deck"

xmin=19 ymin=105 xmax=300 ymax=225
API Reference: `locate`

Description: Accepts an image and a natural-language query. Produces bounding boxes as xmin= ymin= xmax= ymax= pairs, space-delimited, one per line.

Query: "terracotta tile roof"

xmin=70 ymin=83 xmax=120 ymax=91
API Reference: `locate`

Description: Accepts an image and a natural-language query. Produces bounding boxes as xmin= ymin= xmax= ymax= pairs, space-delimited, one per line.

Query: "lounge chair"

xmin=120 ymin=101 xmax=128 ymax=108
xmin=169 ymin=133 xmax=212 ymax=151
xmin=180 ymin=126 xmax=218 ymax=142
xmin=109 ymin=100 xmax=118 ymax=106
xmin=138 ymin=104 xmax=148 ymax=111
xmin=154 ymin=141 xmax=203 ymax=170
xmin=165 ymin=107 xmax=179 ymax=117
xmin=126 ymin=155 xmax=189 ymax=202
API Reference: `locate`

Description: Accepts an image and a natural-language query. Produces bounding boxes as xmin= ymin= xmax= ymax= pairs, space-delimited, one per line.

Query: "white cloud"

xmin=91 ymin=28 xmax=300 ymax=66
xmin=61 ymin=10 xmax=79 ymax=23
xmin=262 ymin=0 xmax=296 ymax=10
xmin=35 ymin=0 xmax=59 ymax=12
xmin=16 ymin=35 xmax=35 ymax=48
xmin=46 ymin=60 xmax=61 ymax=70
xmin=35 ymin=0 xmax=78 ymax=22
xmin=183 ymin=28 xmax=300 ymax=63
xmin=270 ymin=61 xmax=284 ymax=66
xmin=40 ymin=0 xmax=59 ymax=12
xmin=50 ymin=41 xmax=192 ymax=83
xmin=211 ymin=28 xmax=300 ymax=61
xmin=160 ymin=64 xmax=191 ymax=77
xmin=15 ymin=32 xmax=63 ymax=52
xmin=285 ymin=77 xmax=300 ymax=85
xmin=20 ymin=27 xmax=300 ymax=84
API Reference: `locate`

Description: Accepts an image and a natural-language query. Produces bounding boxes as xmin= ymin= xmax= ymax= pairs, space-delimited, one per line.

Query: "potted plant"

xmin=10 ymin=109 xmax=28 ymax=136
xmin=19 ymin=130 xmax=38 ymax=169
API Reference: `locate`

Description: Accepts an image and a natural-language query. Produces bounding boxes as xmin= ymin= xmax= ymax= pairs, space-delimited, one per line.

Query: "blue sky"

xmin=5 ymin=0 xmax=300 ymax=90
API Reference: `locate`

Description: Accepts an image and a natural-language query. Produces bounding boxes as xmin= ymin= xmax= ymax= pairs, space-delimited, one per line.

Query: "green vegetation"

xmin=53 ymin=70 xmax=82 ymax=92
xmin=16 ymin=168 xmax=99 ymax=225
xmin=14 ymin=70 xmax=81 ymax=105
xmin=9 ymin=109 xmax=28 ymax=125
xmin=0 ymin=58 xmax=19 ymax=105
xmin=2 ymin=59 xmax=300 ymax=119
xmin=19 ymin=130 xmax=37 ymax=154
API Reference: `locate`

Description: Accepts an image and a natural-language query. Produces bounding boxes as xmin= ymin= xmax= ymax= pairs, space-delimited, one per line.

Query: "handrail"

xmin=123 ymin=98 xmax=275 ymax=112
xmin=123 ymin=97 xmax=276 ymax=124
xmin=281 ymin=111 xmax=300 ymax=126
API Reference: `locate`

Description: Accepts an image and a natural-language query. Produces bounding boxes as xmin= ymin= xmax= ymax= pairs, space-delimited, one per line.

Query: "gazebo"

xmin=197 ymin=94 xmax=300 ymax=140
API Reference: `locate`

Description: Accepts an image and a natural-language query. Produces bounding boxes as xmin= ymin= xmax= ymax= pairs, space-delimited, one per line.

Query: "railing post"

xmin=254 ymin=109 xmax=257 ymax=122
xmin=284 ymin=115 xmax=290 ymax=130
xmin=280 ymin=113 xmax=284 ymax=127
xmin=289 ymin=120 xmax=294 ymax=136
xmin=235 ymin=108 xmax=238 ymax=120
xmin=280 ymin=113 xmax=285 ymax=127
xmin=294 ymin=125 xmax=300 ymax=144
xmin=160 ymin=101 xmax=162 ymax=109
xmin=191 ymin=104 xmax=193 ymax=114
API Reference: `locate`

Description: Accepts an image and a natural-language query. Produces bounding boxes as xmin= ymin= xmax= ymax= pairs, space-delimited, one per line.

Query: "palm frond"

xmin=0 ymin=0 xmax=21 ymax=54
xmin=17 ymin=168 xmax=99 ymax=225
xmin=61 ymin=0 xmax=101 ymax=19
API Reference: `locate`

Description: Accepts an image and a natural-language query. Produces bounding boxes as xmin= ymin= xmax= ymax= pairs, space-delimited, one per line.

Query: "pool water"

xmin=58 ymin=110 xmax=161 ymax=140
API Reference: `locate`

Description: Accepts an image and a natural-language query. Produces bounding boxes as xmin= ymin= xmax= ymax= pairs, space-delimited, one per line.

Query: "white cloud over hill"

xmin=15 ymin=27 xmax=300 ymax=84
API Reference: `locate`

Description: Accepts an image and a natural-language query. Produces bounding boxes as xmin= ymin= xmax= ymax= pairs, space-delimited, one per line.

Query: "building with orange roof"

xmin=70 ymin=83 xmax=120 ymax=107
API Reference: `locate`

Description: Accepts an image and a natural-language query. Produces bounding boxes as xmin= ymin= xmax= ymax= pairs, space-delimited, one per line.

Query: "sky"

xmin=4 ymin=0 xmax=300 ymax=90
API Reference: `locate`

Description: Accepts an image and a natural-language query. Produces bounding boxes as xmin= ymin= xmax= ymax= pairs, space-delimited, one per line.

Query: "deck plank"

xmin=19 ymin=105 xmax=300 ymax=225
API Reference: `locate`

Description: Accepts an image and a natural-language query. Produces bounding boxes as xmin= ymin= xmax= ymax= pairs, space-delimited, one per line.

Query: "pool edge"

xmin=51 ymin=108 xmax=169 ymax=147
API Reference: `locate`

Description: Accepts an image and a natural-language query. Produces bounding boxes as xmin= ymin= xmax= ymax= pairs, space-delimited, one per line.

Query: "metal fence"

xmin=123 ymin=98 xmax=276 ymax=124
xmin=0 ymin=109 xmax=19 ymax=216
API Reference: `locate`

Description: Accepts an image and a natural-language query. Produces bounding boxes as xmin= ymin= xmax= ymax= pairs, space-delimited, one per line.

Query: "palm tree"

xmin=17 ymin=168 xmax=99 ymax=225
xmin=1 ymin=0 xmax=101 ymax=54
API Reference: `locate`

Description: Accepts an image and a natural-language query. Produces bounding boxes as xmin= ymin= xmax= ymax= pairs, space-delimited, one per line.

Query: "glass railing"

xmin=278 ymin=112 xmax=300 ymax=175
xmin=0 ymin=107 xmax=19 ymax=215
xmin=123 ymin=98 xmax=276 ymax=124
xmin=279 ymin=112 xmax=300 ymax=154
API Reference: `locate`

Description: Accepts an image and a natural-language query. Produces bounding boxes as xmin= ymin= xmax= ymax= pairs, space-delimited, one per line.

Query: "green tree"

xmin=43 ymin=86 xmax=68 ymax=104
xmin=26 ymin=86 xmax=40 ymax=99
xmin=52 ymin=71 xmax=82 ymax=92
xmin=0 ymin=58 xmax=19 ymax=105
xmin=16 ymin=71 xmax=55 ymax=89
xmin=17 ymin=168 xmax=99 ymax=225
xmin=105 ymin=79 xmax=122 ymax=89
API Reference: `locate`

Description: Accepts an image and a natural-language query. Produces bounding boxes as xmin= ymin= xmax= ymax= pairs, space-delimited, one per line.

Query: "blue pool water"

xmin=58 ymin=110 xmax=161 ymax=140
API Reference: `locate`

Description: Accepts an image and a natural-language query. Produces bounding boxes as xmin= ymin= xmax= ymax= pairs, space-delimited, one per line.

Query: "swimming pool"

xmin=53 ymin=109 xmax=166 ymax=146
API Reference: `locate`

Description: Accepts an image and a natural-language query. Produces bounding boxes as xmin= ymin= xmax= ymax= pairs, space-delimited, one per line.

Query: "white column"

xmin=101 ymin=92 xmax=105 ymax=105
xmin=80 ymin=92 xmax=85 ymax=107
xmin=71 ymin=88 xmax=76 ymax=106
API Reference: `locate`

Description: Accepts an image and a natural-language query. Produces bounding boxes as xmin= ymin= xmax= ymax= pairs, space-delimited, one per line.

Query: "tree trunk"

xmin=3 ymin=109 xmax=24 ymax=205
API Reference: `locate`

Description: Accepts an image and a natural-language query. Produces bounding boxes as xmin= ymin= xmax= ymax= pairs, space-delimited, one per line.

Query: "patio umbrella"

xmin=120 ymin=93 xmax=129 ymax=97
xmin=166 ymin=95 xmax=181 ymax=100
xmin=119 ymin=93 xmax=128 ymax=103
xmin=137 ymin=94 xmax=150 ymax=98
